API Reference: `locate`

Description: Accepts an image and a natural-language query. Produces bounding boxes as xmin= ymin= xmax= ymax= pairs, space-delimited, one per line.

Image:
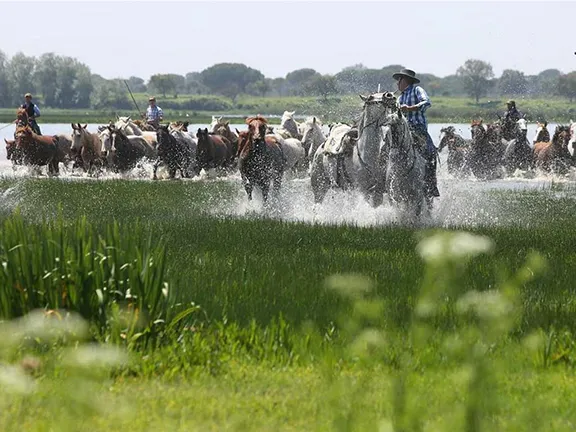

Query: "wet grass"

xmin=1 ymin=177 xmax=576 ymax=431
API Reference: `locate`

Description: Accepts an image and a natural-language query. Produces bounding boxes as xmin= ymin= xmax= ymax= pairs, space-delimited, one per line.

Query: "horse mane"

xmin=245 ymin=115 xmax=268 ymax=125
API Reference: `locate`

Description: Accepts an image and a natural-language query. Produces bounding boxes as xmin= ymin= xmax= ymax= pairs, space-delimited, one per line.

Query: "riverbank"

xmin=1 ymin=95 xmax=573 ymax=125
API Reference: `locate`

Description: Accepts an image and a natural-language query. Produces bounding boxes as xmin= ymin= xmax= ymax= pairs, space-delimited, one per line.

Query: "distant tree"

xmin=35 ymin=53 xmax=59 ymax=107
xmin=55 ymin=57 xmax=78 ymax=108
xmin=536 ymin=69 xmax=562 ymax=96
xmin=74 ymin=63 xmax=93 ymax=109
xmin=246 ymin=79 xmax=270 ymax=97
xmin=7 ymin=52 xmax=37 ymax=106
xmin=269 ymin=77 xmax=287 ymax=97
xmin=285 ymin=68 xmax=321 ymax=95
xmin=305 ymin=75 xmax=337 ymax=100
xmin=185 ymin=72 xmax=209 ymax=94
xmin=200 ymin=63 xmax=265 ymax=100
xmin=498 ymin=69 xmax=528 ymax=96
xmin=149 ymin=74 xmax=176 ymax=98
xmin=456 ymin=59 xmax=494 ymax=103
xmin=0 ymin=50 xmax=11 ymax=107
xmin=91 ymin=79 xmax=130 ymax=110
xmin=163 ymin=74 xmax=186 ymax=97
xmin=127 ymin=76 xmax=147 ymax=93
xmin=557 ymin=72 xmax=576 ymax=102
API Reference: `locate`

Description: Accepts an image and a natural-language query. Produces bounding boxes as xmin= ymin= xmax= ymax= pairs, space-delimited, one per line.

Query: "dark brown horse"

xmin=13 ymin=125 xmax=59 ymax=175
xmin=438 ymin=126 xmax=470 ymax=176
xmin=212 ymin=120 xmax=239 ymax=163
xmin=4 ymin=138 xmax=24 ymax=166
xmin=237 ymin=119 xmax=286 ymax=202
xmin=195 ymin=128 xmax=233 ymax=171
xmin=534 ymin=125 xmax=572 ymax=173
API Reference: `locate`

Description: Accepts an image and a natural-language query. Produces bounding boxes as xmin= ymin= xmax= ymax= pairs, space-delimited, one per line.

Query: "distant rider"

xmin=502 ymin=100 xmax=523 ymax=140
xmin=21 ymin=93 xmax=42 ymax=134
xmin=393 ymin=68 xmax=440 ymax=206
xmin=143 ymin=96 xmax=163 ymax=129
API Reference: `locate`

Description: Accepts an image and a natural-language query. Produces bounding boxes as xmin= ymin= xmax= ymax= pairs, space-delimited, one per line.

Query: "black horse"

xmin=153 ymin=126 xmax=194 ymax=180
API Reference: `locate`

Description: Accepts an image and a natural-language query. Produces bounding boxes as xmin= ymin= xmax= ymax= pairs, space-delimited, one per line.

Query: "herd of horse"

xmin=438 ymin=118 xmax=576 ymax=179
xmin=4 ymin=94 xmax=576 ymax=223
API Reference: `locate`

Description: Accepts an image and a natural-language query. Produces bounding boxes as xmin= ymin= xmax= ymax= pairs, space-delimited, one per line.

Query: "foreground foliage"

xmin=0 ymin=178 xmax=576 ymax=430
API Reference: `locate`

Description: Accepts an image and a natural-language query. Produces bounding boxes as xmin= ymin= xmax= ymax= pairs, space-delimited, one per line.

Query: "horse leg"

xmin=244 ymin=182 xmax=253 ymax=200
xmin=152 ymin=159 xmax=161 ymax=180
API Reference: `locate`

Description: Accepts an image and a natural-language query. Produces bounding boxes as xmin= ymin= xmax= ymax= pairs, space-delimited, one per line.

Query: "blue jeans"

xmin=409 ymin=123 xmax=440 ymax=199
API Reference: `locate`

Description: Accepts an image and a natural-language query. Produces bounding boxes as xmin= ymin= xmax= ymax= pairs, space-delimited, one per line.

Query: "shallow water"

xmin=1 ymin=122 xmax=575 ymax=229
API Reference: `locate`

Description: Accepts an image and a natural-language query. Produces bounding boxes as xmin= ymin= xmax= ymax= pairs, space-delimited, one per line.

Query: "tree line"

xmin=1 ymin=49 xmax=576 ymax=111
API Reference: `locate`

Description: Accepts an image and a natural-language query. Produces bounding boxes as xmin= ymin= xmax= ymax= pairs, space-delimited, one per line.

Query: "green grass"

xmin=1 ymin=94 xmax=574 ymax=124
xmin=1 ymin=177 xmax=576 ymax=430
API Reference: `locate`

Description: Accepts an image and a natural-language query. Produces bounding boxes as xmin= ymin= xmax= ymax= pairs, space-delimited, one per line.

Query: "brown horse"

xmin=533 ymin=125 xmax=572 ymax=173
xmin=4 ymin=138 xmax=24 ymax=166
xmin=195 ymin=128 xmax=234 ymax=172
xmin=13 ymin=125 xmax=59 ymax=175
xmin=70 ymin=123 xmax=103 ymax=175
xmin=16 ymin=107 xmax=29 ymax=127
xmin=212 ymin=120 xmax=239 ymax=162
xmin=237 ymin=123 xmax=286 ymax=203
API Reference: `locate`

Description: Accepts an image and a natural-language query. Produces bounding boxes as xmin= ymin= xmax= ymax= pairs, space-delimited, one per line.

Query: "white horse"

xmin=299 ymin=116 xmax=326 ymax=166
xmin=209 ymin=115 xmax=223 ymax=133
xmin=351 ymin=91 xmax=427 ymax=220
xmin=569 ymin=120 xmax=576 ymax=156
xmin=274 ymin=111 xmax=301 ymax=140
xmin=310 ymin=123 xmax=358 ymax=203
xmin=378 ymin=95 xmax=427 ymax=221
xmin=265 ymin=131 xmax=305 ymax=176
xmin=114 ymin=116 xmax=158 ymax=148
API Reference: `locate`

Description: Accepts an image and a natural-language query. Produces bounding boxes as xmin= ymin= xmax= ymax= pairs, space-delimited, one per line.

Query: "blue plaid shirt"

xmin=397 ymin=84 xmax=431 ymax=127
xmin=146 ymin=105 xmax=163 ymax=122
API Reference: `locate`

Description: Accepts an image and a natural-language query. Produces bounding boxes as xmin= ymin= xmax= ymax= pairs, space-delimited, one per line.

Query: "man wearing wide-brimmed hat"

xmin=502 ymin=99 xmax=523 ymax=141
xmin=393 ymin=68 xmax=440 ymax=204
xmin=21 ymin=93 xmax=42 ymax=134
xmin=144 ymin=96 xmax=163 ymax=129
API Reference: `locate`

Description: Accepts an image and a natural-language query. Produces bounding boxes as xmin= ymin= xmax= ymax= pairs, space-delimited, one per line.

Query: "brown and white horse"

xmin=70 ymin=123 xmax=103 ymax=175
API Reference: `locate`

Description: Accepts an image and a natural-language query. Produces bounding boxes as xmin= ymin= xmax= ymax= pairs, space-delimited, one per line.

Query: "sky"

xmin=2 ymin=0 xmax=575 ymax=82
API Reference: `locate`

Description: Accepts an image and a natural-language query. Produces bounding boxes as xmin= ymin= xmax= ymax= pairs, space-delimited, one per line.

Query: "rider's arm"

xmin=158 ymin=107 xmax=164 ymax=120
xmin=33 ymin=105 xmax=40 ymax=118
xmin=414 ymin=86 xmax=431 ymax=112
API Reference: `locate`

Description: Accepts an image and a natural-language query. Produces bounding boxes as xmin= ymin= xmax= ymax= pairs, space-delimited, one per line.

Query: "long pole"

xmin=0 ymin=120 xmax=16 ymax=131
xmin=124 ymin=80 xmax=144 ymax=119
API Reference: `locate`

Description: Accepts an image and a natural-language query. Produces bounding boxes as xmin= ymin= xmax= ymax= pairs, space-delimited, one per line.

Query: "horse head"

xmin=16 ymin=108 xmax=29 ymax=127
xmin=246 ymin=116 xmax=268 ymax=141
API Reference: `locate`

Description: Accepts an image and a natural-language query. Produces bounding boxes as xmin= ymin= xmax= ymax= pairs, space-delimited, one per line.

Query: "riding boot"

xmin=425 ymin=150 xmax=440 ymax=198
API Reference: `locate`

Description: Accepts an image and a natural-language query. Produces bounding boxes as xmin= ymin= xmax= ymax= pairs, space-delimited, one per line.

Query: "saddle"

xmin=323 ymin=125 xmax=357 ymax=156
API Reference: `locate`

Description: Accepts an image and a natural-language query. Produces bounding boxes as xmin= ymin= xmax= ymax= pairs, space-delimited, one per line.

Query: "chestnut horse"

xmin=13 ymin=125 xmax=59 ymax=175
xmin=237 ymin=116 xmax=286 ymax=202
xmin=195 ymin=128 xmax=234 ymax=172
xmin=533 ymin=125 xmax=572 ymax=174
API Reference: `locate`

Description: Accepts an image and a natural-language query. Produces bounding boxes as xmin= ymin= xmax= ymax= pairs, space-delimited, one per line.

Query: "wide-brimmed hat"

xmin=24 ymin=93 xmax=32 ymax=98
xmin=507 ymin=100 xmax=516 ymax=106
xmin=148 ymin=96 xmax=156 ymax=102
xmin=392 ymin=69 xmax=420 ymax=84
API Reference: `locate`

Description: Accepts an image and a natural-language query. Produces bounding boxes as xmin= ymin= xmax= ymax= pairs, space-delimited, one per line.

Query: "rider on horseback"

xmin=143 ymin=96 xmax=163 ymax=129
xmin=502 ymin=100 xmax=523 ymax=141
xmin=393 ymin=68 xmax=440 ymax=202
xmin=21 ymin=93 xmax=42 ymax=135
